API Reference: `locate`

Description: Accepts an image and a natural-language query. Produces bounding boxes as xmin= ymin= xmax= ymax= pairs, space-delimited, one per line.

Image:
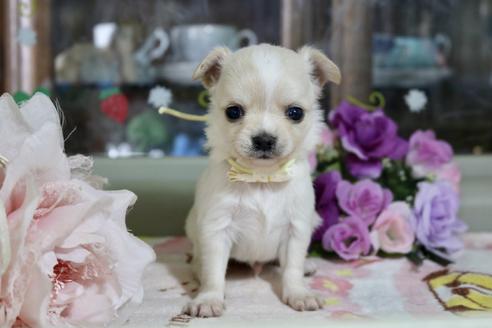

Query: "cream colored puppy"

xmin=184 ymin=44 xmax=340 ymax=317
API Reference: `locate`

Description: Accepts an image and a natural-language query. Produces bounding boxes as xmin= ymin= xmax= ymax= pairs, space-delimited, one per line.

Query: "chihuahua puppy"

xmin=184 ymin=44 xmax=340 ymax=317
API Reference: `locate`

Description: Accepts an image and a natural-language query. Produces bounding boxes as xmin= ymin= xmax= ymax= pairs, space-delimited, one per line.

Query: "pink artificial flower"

xmin=0 ymin=93 xmax=155 ymax=327
xmin=20 ymin=181 xmax=155 ymax=327
xmin=336 ymin=179 xmax=393 ymax=226
xmin=1 ymin=96 xmax=70 ymax=326
xmin=308 ymin=152 xmax=317 ymax=172
xmin=320 ymin=125 xmax=335 ymax=147
xmin=406 ymin=129 xmax=461 ymax=202
xmin=371 ymin=202 xmax=415 ymax=254
xmin=436 ymin=162 xmax=461 ymax=193
xmin=406 ymin=130 xmax=453 ymax=177
xmin=323 ymin=216 xmax=372 ymax=261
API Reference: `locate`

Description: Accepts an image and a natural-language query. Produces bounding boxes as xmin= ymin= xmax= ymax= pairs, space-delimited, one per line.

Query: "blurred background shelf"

xmin=373 ymin=67 xmax=452 ymax=88
xmin=2 ymin=0 xmax=492 ymax=156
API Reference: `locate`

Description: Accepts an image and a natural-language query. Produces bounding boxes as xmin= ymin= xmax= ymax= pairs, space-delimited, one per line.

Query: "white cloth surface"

xmin=113 ymin=235 xmax=492 ymax=328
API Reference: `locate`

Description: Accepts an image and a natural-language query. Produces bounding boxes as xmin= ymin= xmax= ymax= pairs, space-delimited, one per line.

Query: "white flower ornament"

xmin=148 ymin=86 xmax=172 ymax=108
xmin=405 ymin=89 xmax=427 ymax=113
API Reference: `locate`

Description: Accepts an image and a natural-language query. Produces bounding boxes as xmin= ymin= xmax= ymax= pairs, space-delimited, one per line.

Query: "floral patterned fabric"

xmin=118 ymin=233 xmax=492 ymax=327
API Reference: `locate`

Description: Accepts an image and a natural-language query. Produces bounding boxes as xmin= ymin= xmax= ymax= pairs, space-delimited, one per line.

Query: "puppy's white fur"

xmin=184 ymin=44 xmax=340 ymax=317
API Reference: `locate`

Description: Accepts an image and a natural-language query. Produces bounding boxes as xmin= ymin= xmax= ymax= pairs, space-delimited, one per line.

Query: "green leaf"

xmin=377 ymin=160 xmax=422 ymax=202
xmin=99 ymin=87 xmax=121 ymax=100
xmin=420 ymin=247 xmax=453 ymax=267
xmin=406 ymin=247 xmax=425 ymax=267
xmin=308 ymin=242 xmax=325 ymax=258
xmin=308 ymin=242 xmax=339 ymax=260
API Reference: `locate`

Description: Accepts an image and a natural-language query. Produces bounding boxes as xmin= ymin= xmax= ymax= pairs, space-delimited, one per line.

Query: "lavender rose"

xmin=336 ymin=179 xmax=393 ymax=226
xmin=412 ymin=181 xmax=467 ymax=259
xmin=323 ymin=216 xmax=371 ymax=260
xmin=406 ymin=130 xmax=453 ymax=177
xmin=313 ymin=171 xmax=342 ymax=241
xmin=329 ymin=101 xmax=408 ymax=178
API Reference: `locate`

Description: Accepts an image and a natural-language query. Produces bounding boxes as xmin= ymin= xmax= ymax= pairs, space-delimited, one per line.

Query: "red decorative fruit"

xmin=99 ymin=88 xmax=129 ymax=124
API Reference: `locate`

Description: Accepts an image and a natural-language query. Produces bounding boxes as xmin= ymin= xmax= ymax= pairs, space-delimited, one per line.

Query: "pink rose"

xmin=20 ymin=181 xmax=155 ymax=327
xmin=0 ymin=94 xmax=155 ymax=327
xmin=320 ymin=125 xmax=335 ymax=147
xmin=406 ymin=130 xmax=453 ymax=177
xmin=436 ymin=162 xmax=461 ymax=193
xmin=371 ymin=202 xmax=415 ymax=254
xmin=336 ymin=179 xmax=393 ymax=226
xmin=323 ymin=216 xmax=371 ymax=261
xmin=308 ymin=152 xmax=317 ymax=172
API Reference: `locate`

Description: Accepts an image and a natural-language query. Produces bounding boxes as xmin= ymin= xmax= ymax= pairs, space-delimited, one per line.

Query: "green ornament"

xmin=13 ymin=87 xmax=52 ymax=105
xmin=127 ymin=111 xmax=168 ymax=152
xmin=13 ymin=91 xmax=30 ymax=104
xmin=34 ymin=86 xmax=51 ymax=97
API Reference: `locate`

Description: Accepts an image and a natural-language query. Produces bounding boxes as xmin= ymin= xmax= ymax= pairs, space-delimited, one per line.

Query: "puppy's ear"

xmin=298 ymin=46 xmax=341 ymax=87
xmin=192 ymin=47 xmax=231 ymax=88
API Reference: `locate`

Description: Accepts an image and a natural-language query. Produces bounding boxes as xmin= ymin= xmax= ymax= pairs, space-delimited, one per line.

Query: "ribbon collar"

xmin=227 ymin=158 xmax=296 ymax=183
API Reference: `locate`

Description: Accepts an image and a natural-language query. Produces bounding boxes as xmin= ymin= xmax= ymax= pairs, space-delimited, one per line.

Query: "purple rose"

xmin=346 ymin=154 xmax=383 ymax=179
xmin=323 ymin=216 xmax=371 ymax=260
xmin=313 ymin=171 xmax=342 ymax=241
xmin=406 ymin=130 xmax=453 ymax=177
xmin=329 ymin=101 xmax=408 ymax=178
xmin=412 ymin=181 xmax=467 ymax=259
xmin=336 ymin=179 xmax=393 ymax=226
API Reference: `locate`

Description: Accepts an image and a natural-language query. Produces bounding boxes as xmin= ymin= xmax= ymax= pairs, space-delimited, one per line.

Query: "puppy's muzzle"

xmin=252 ymin=133 xmax=277 ymax=152
xmin=250 ymin=132 xmax=279 ymax=159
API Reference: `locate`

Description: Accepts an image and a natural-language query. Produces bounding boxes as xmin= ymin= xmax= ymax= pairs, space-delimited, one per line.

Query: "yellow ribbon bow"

xmin=227 ymin=158 xmax=296 ymax=183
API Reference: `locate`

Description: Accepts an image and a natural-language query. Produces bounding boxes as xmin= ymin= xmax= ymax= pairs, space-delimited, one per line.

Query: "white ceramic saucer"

xmin=160 ymin=61 xmax=202 ymax=86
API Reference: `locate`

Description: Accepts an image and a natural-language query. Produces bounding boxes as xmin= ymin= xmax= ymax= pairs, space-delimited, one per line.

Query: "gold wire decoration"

xmin=347 ymin=91 xmax=386 ymax=111
xmin=158 ymin=107 xmax=208 ymax=122
xmin=158 ymin=89 xmax=210 ymax=122
xmin=197 ymin=90 xmax=210 ymax=108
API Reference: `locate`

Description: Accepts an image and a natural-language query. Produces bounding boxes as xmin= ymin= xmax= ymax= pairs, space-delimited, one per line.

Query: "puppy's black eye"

xmin=286 ymin=106 xmax=304 ymax=122
xmin=225 ymin=105 xmax=244 ymax=122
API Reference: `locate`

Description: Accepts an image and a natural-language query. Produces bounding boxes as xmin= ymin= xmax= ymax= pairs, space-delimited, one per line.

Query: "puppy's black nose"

xmin=252 ymin=133 xmax=277 ymax=152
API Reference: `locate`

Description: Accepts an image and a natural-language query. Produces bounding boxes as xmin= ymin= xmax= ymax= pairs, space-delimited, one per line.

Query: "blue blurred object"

xmin=171 ymin=133 xmax=205 ymax=156
xmin=372 ymin=34 xmax=452 ymax=88
xmin=373 ymin=34 xmax=439 ymax=69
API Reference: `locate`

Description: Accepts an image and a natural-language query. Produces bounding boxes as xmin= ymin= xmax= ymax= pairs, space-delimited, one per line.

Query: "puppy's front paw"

xmin=283 ymin=289 xmax=324 ymax=311
xmin=304 ymin=259 xmax=317 ymax=276
xmin=182 ymin=292 xmax=225 ymax=318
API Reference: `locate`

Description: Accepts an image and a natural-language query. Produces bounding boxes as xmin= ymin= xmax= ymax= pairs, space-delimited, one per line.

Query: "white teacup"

xmin=169 ymin=24 xmax=257 ymax=62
